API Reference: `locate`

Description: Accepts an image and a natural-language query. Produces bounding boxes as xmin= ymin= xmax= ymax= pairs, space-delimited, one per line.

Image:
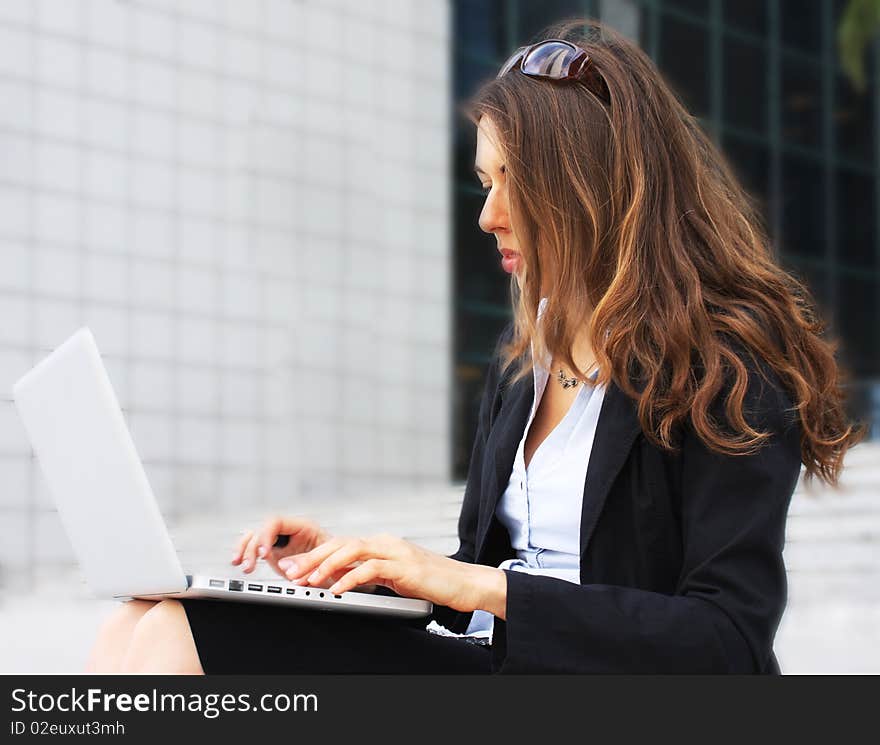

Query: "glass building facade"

xmin=452 ymin=0 xmax=878 ymax=479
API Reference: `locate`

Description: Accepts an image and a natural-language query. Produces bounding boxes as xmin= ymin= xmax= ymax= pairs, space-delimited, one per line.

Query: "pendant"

xmin=557 ymin=368 xmax=579 ymax=389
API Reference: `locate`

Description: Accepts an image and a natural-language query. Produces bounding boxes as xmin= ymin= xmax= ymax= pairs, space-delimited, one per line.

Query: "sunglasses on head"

xmin=497 ymin=39 xmax=611 ymax=107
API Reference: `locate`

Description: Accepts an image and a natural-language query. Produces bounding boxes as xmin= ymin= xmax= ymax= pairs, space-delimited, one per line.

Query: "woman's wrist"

xmin=468 ymin=564 xmax=508 ymax=620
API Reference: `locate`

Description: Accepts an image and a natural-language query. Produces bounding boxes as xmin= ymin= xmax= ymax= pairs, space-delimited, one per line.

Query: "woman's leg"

xmin=118 ymin=599 xmax=204 ymax=675
xmin=84 ymin=599 xmax=158 ymax=673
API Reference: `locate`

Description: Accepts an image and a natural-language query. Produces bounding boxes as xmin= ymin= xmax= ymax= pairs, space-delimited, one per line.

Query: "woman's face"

xmin=475 ymin=116 xmax=523 ymax=277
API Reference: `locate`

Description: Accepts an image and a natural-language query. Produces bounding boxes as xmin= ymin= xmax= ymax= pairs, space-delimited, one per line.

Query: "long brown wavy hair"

xmin=462 ymin=17 xmax=864 ymax=486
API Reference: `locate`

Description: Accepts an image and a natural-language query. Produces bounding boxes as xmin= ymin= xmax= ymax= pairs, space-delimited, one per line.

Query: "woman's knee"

xmin=85 ymin=600 xmax=158 ymax=673
xmin=120 ymin=599 xmax=204 ymax=675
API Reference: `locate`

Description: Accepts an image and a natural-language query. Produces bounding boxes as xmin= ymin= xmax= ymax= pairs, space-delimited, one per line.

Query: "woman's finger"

xmin=230 ymin=530 xmax=253 ymax=565
xmin=328 ymin=559 xmax=393 ymax=595
xmin=256 ymin=515 xmax=321 ymax=559
xmin=281 ymin=537 xmax=353 ymax=581
xmin=304 ymin=540 xmax=384 ymax=586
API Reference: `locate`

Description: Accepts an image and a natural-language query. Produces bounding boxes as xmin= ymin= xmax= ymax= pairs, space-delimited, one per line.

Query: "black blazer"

xmin=427 ymin=323 xmax=803 ymax=674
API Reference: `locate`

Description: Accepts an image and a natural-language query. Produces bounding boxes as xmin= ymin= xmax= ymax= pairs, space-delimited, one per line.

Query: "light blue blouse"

xmin=462 ymin=299 xmax=606 ymax=642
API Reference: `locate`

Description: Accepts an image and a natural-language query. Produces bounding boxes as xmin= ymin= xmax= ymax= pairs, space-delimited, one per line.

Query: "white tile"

xmin=221 ymin=420 xmax=258 ymax=467
xmin=132 ymin=5 xmax=175 ymax=59
xmin=179 ymin=216 xmax=220 ymax=265
xmin=265 ymin=0 xmax=302 ymax=41
xmin=1 ymin=134 xmax=30 ymax=192
xmin=178 ymin=118 xmax=218 ymax=169
xmin=34 ymin=509 xmax=75 ymax=563
xmin=218 ymin=467 xmax=259 ymax=512
xmin=36 ymin=141 xmax=82 ymax=193
xmin=132 ymin=58 xmax=175 ymax=109
xmin=81 ymin=303 xmax=128 ymax=356
xmin=132 ymin=108 xmax=174 ymax=160
xmin=0 ymin=400 xmax=30 ymax=454
xmin=131 ymin=310 xmax=173 ymax=359
xmin=303 ymin=283 xmax=341 ymax=322
xmin=0 ymin=346 xmax=31 ymax=396
xmin=131 ymin=257 xmax=175 ymax=311
xmin=36 ymin=35 xmax=80 ymax=89
xmin=176 ymin=265 xmax=217 ymax=314
xmin=221 ymin=369 xmax=258 ymax=417
xmin=222 ymin=273 xmax=261 ymax=319
xmin=178 ymin=416 xmax=217 ymax=463
xmin=176 ymin=366 xmax=218 ymax=414
xmin=340 ymin=423 xmax=376 ymax=472
xmin=85 ymin=0 xmax=129 ymax=48
xmin=265 ymin=423 xmax=296 ymax=469
xmin=300 ymin=419 xmax=336 ymax=471
xmin=225 ymin=0 xmax=265 ymax=33
xmin=219 ymin=321 xmax=260 ymax=367
xmin=177 ymin=69 xmax=218 ymax=119
xmin=83 ymin=201 xmax=126 ymax=253
xmin=131 ymin=211 xmax=174 ymax=259
xmin=342 ymin=374 xmax=376 ymax=424
xmin=34 ymin=88 xmax=81 ymax=141
xmin=85 ymin=46 xmax=128 ymax=99
xmin=0 ymin=78 xmax=32 ymax=130
xmin=130 ymin=360 xmax=173 ymax=411
xmin=379 ymin=383 xmax=409 ymax=428
xmin=128 ymin=412 xmax=174 ymax=461
xmin=33 ymin=247 xmax=79 ymax=298
xmin=173 ymin=465 xmax=217 ymax=513
xmin=0 ymin=185 xmax=31 ymax=238
xmin=413 ymin=300 xmax=445 ymax=345
xmin=84 ymin=251 xmax=128 ymax=304
xmin=412 ymin=343 xmax=447 ymax=389
xmin=179 ymin=168 xmax=217 ymax=216
xmin=378 ymin=293 xmax=410 ymax=340
xmin=0 ymin=24 xmax=33 ymax=77
xmin=142 ymin=462 xmax=173 ymax=512
xmin=84 ymin=149 xmax=126 ymax=201
xmin=0 ymin=295 xmax=29 ymax=346
xmin=378 ymin=431 xmax=411 ymax=476
xmin=0 ymin=456 xmax=30 ymax=508
xmin=0 ymin=510 xmax=28 ymax=570
xmin=177 ymin=317 xmax=216 ymax=364
xmin=0 ymin=0 xmax=33 ymax=23
xmin=0 ymin=240 xmax=29 ymax=292
xmin=83 ymin=99 xmax=129 ymax=154
xmin=303 ymin=234 xmax=340 ymax=285
xmin=223 ymin=33 xmax=263 ymax=80
xmin=34 ymin=193 xmax=80 ymax=246
xmin=132 ymin=160 xmax=174 ymax=210
xmin=33 ymin=298 xmax=80 ymax=349
xmin=178 ymin=18 xmax=218 ymax=70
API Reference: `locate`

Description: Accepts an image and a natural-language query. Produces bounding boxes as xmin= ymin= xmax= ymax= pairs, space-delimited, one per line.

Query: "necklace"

xmin=556 ymin=362 xmax=598 ymax=389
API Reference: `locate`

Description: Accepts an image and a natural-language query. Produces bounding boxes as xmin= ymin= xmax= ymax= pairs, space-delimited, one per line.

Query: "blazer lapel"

xmin=475 ymin=372 xmax=532 ymax=559
xmin=578 ymin=381 xmax=642 ymax=573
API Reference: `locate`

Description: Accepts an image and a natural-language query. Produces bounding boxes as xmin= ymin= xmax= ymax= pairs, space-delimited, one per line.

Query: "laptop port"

xmin=286 ymin=588 xmax=295 ymax=595
xmin=334 ymin=594 xmax=342 ymax=599
xmin=209 ymin=579 xmax=224 ymax=588
xmin=229 ymin=580 xmax=243 ymax=592
xmin=267 ymin=586 xmax=281 ymax=594
xmin=247 ymin=584 xmax=263 ymax=592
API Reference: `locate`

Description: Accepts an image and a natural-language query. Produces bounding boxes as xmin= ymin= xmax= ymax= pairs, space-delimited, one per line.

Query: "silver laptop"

xmin=12 ymin=327 xmax=432 ymax=621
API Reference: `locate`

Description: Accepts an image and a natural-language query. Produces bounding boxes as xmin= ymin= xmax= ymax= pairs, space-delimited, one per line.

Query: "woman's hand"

xmin=231 ymin=515 xmax=332 ymax=580
xmin=277 ymin=533 xmax=507 ymax=615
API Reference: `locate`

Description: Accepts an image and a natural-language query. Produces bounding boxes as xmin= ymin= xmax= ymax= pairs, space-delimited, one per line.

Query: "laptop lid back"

xmin=12 ymin=328 xmax=187 ymax=598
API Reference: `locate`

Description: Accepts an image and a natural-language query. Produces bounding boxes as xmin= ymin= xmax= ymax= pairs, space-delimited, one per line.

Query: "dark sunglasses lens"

xmin=522 ymin=42 xmax=577 ymax=78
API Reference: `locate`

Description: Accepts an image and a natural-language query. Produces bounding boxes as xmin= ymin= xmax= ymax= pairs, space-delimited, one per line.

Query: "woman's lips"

xmin=499 ymin=249 xmax=521 ymax=274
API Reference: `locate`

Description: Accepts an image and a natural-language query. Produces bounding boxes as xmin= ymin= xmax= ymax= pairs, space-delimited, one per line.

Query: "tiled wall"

xmin=0 ymin=0 xmax=451 ymax=590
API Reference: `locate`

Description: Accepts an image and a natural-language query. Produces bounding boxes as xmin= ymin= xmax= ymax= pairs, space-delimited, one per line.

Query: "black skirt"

xmin=179 ymin=597 xmax=493 ymax=675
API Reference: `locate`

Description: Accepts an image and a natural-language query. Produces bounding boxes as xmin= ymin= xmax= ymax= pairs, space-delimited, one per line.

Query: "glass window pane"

xmin=837 ymin=168 xmax=876 ymax=270
xmin=835 ymin=275 xmax=879 ymax=377
xmin=514 ymin=0 xmax=591 ymax=46
xmin=781 ymin=0 xmax=822 ymax=54
xmin=723 ymin=35 xmax=767 ymax=133
xmin=454 ymin=0 xmax=512 ymax=64
xmin=665 ymin=0 xmax=709 ymax=19
xmin=722 ymin=0 xmax=768 ymax=36
xmin=454 ymin=190 xmax=511 ymax=309
xmin=781 ymin=55 xmax=823 ymax=149
xmin=835 ymin=66 xmax=875 ymax=166
xmin=659 ymin=13 xmax=710 ymax=117
xmin=721 ymin=135 xmax=771 ymax=227
xmin=782 ymin=155 xmax=826 ymax=259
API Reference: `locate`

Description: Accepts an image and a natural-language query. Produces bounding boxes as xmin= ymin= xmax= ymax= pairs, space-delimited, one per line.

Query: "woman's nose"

xmin=478 ymin=191 xmax=508 ymax=235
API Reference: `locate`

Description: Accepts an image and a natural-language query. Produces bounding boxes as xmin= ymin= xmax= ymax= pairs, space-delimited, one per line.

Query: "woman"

xmin=85 ymin=18 xmax=862 ymax=674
